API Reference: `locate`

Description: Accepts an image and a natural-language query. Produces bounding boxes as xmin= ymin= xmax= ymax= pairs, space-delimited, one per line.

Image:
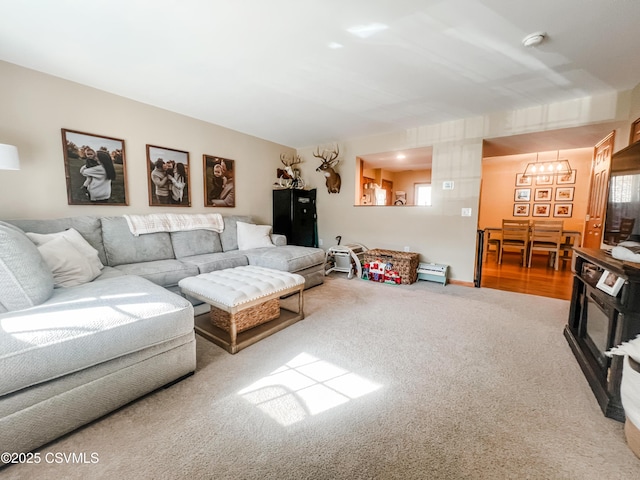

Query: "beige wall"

xmin=479 ymin=149 xmax=594 ymax=232
xmin=0 ymin=61 xmax=294 ymax=223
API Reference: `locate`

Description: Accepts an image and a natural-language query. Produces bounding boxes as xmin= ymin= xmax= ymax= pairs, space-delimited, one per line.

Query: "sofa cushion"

xmin=0 ymin=222 xmax=54 ymax=313
xmin=113 ymin=259 xmax=199 ymax=287
xmin=26 ymin=228 xmax=104 ymax=276
xmin=237 ymin=221 xmax=275 ymax=250
xmin=179 ymin=251 xmax=249 ymax=274
xmin=0 ymin=275 xmax=194 ymax=396
xmin=170 ymin=229 xmax=223 ymax=258
xmin=244 ymin=245 xmax=326 ymax=273
xmin=101 ymin=216 xmax=175 ymax=266
xmin=36 ymin=236 xmax=101 ymax=287
xmin=5 ymin=216 xmax=107 ymax=266
xmin=219 ymin=215 xmax=252 ymax=252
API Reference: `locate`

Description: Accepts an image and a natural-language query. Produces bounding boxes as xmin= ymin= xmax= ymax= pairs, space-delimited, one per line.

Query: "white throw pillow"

xmin=36 ymin=236 xmax=102 ymax=288
xmin=236 ymin=221 xmax=275 ymax=250
xmin=27 ymin=228 xmax=103 ymax=276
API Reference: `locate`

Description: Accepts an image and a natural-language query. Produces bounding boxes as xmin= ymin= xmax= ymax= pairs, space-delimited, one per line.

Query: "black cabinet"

xmin=564 ymin=248 xmax=640 ymax=421
xmin=273 ymin=189 xmax=318 ymax=247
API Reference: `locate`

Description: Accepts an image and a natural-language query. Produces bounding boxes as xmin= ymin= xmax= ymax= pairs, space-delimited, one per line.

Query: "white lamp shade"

xmin=0 ymin=144 xmax=20 ymax=170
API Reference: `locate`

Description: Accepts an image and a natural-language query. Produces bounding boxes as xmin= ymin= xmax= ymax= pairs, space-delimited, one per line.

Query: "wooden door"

xmin=583 ymin=132 xmax=615 ymax=249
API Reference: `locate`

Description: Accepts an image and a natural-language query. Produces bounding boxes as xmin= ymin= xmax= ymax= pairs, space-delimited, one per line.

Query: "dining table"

xmin=483 ymin=226 xmax=582 ymax=266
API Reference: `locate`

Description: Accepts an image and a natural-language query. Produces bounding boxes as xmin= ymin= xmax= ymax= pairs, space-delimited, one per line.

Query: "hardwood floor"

xmin=480 ymin=250 xmax=574 ymax=300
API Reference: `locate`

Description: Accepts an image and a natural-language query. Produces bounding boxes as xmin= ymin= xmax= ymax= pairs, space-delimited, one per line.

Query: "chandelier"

xmin=522 ymin=151 xmax=572 ymax=178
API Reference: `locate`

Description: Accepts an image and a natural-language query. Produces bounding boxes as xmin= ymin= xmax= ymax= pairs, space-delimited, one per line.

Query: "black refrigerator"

xmin=273 ymin=189 xmax=318 ymax=247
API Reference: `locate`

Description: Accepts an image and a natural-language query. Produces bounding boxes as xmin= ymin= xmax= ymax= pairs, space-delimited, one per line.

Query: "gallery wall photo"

xmin=61 ymin=129 xmax=128 ymax=205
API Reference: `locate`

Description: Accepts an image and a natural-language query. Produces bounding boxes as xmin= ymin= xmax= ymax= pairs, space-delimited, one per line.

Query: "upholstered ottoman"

xmin=178 ymin=266 xmax=305 ymax=353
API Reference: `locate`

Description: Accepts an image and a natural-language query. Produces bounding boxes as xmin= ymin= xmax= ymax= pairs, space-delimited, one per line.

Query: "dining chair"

xmin=559 ymin=235 xmax=577 ymax=269
xmin=484 ymin=229 xmax=502 ymax=262
xmin=499 ymin=219 xmax=530 ymax=266
xmin=528 ymin=220 xmax=564 ymax=270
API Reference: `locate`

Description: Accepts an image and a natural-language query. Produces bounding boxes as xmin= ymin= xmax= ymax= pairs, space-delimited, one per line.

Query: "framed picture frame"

xmin=532 ymin=203 xmax=551 ymax=217
xmin=515 ymin=173 xmax=532 ymax=186
xmin=514 ymin=188 xmax=531 ymax=202
xmin=553 ymin=203 xmax=573 ymax=218
xmin=555 ymin=186 xmax=574 ymax=201
xmin=203 ymin=155 xmax=235 ymax=207
xmin=534 ymin=187 xmax=553 ymax=201
xmin=536 ymin=175 xmax=553 ymax=185
xmin=61 ymin=129 xmax=128 ymax=205
xmin=557 ymin=170 xmax=577 ymax=185
xmin=146 ymin=145 xmax=190 ymax=206
xmin=596 ymin=270 xmax=625 ymax=296
xmin=513 ymin=203 xmax=530 ymax=217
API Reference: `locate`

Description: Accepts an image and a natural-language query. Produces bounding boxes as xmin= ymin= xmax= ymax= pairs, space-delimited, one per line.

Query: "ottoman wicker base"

xmin=210 ymin=298 xmax=280 ymax=333
xmin=179 ymin=266 xmax=305 ymax=354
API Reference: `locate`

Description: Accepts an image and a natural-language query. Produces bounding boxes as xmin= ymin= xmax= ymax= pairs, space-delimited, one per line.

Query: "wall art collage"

xmin=61 ymin=129 xmax=235 ymax=207
xmin=513 ymin=170 xmax=576 ymax=218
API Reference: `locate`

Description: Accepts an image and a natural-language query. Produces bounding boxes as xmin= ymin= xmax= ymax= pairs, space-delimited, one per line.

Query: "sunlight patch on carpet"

xmin=237 ymin=352 xmax=382 ymax=426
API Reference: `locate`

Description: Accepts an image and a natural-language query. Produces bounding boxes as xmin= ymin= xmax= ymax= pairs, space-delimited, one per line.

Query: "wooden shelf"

xmin=195 ymin=306 xmax=303 ymax=354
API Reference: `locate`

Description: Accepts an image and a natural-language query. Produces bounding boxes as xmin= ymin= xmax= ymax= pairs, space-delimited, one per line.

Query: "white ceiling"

xmin=360 ymin=147 xmax=433 ymax=172
xmin=0 ymin=1 xmax=639 ymax=150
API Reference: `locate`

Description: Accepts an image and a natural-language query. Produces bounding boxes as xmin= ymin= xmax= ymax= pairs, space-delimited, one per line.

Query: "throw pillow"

xmin=236 ymin=221 xmax=276 ymax=250
xmin=27 ymin=228 xmax=103 ymax=277
xmin=0 ymin=221 xmax=54 ymax=313
xmin=36 ymin=236 xmax=101 ymax=288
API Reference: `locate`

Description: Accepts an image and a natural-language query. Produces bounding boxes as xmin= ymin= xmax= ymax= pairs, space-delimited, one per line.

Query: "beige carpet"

xmin=3 ymin=277 xmax=640 ymax=479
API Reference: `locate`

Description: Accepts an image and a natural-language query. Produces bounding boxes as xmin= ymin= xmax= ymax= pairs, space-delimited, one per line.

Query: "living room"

xmin=2 ymin=2 xmax=640 ymax=478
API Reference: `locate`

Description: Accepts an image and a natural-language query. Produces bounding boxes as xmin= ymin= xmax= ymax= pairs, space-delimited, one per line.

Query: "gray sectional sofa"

xmin=0 ymin=214 xmax=325 ymax=458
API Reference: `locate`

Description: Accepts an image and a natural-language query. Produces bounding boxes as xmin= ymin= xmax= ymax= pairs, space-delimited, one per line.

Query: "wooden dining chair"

xmin=528 ymin=220 xmax=564 ymax=270
xmin=499 ymin=219 xmax=530 ymax=266
xmin=484 ymin=229 xmax=502 ymax=262
xmin=559 ymin=233 xmax=578 ymax=269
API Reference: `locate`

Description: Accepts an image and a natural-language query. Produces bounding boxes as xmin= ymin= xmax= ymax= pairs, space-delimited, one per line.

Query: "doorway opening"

xmin=477 ymin=125 xmax=622 ymax=300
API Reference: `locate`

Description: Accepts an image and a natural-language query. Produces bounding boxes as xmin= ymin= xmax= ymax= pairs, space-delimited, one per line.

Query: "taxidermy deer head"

xmin=314 ymin=145 xmax=341 ymax=194
xmin=278 ymin=153 xmax=303 ymax=188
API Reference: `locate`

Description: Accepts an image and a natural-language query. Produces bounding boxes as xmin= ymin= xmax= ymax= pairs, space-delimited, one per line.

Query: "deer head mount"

xmin=277 ymin=153 xmax=304 ymax=188
xmin=314 ymin=145 xmax=341 ymax=194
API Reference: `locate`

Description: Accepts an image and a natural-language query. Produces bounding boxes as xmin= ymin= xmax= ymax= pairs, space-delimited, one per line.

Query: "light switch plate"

xmin=461 ymin=208 xmax=472 ymax=217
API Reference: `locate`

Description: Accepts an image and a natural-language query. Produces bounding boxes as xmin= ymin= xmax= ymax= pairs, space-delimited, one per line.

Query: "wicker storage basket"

xmin=211 ymin=298 xmax=280 ymax=333
xmin=363 ymin=249 xmax=419 ymax=284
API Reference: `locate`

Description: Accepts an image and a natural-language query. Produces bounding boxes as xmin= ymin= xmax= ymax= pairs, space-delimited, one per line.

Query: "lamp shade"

xmin=0 ymin=143 xmax=20 ymax=170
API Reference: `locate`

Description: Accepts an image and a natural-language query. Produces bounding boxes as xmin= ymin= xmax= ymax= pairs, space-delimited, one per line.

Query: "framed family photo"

xmin=514 ymin=188 xmax=531 ymax=202
xmin=513 ymin=204 xmax=530 ymax=217
xmin=61 ymin=129 xmax=128 ymax=205
xmin=515 ymin=173 xmax=532 ymax=186
xmin=532 ymin=203 xmax=551 ymax=217
xmin=596 ymin=270 xmax=625 ymax=296
xmin=146 ymin=145 xmax=190 ymax=206
xmin=536 ymin=175 xmax=553 ymax=185
xmin=554 ymin=203 xmax=573 ymax=218
xmin=557 ymin=170 xmax=577 ymax=184
xmin=555 ymin=187 xmax=574 ymax=201
xmin=534 ymin=187 xmax=553 ymax=201
xmin=203 ymin=155 xmax=235 ymax=207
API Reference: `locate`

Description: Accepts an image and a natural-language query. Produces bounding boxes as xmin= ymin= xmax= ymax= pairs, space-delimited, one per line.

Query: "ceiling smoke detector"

xmin=522 ymin=32 xmax=546 ymax=47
